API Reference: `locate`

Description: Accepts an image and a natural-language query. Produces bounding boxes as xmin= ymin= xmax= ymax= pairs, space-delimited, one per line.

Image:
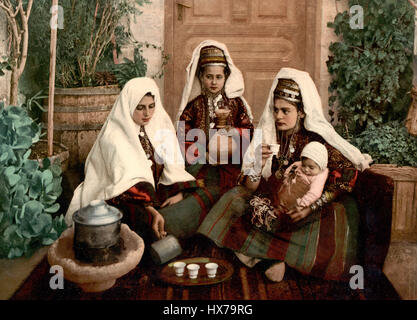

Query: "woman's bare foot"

xmin=234 ymin=252 xmax=261 ymax=268
xmin=265 ymin=262 xmax=286 ymax=282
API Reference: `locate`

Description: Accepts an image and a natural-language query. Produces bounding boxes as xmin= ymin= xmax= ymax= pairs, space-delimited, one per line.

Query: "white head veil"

xmin=65 ymin=77 xmax=195 ymax=226
xmin=175 ymin=39 xmax=253 ymax=129
xmin=242 ymin=68 xmax=372 ymax=179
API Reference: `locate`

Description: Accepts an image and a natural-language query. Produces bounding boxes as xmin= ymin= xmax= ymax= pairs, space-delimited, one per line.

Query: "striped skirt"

xmin=197 ymin=186 xmax=360 ymax=281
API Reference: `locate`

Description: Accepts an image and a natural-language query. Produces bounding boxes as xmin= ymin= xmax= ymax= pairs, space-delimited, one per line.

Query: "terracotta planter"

xmin=42 ymin=85 xmax=120 ymax=169
xmin=370 ymin=164 xmax=417 ymax=242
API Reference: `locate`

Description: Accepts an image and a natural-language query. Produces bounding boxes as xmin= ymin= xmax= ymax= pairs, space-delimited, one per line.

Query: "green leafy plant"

xmin=0 ymin=102 xmax=66 ymax=259
xmin=351 ymin=121 xmax=417 ymax=166
xmin=0 ymin=56 xmax=12 ymax=77
xmin=112 ymin=47 xmax=147 ymax=89
xmin=23 ymin=90 xmax=48 ymax=113
xmin=112 ymin=41 xmax=170 ymax=88
xmin=28 ymin=0 xmax=151 ymax=88
xmin=327 ymin=0 xmax=414 ymax=136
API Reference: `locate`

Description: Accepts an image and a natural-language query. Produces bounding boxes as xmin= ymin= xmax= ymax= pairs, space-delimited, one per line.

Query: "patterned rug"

xmin=10 ymin=235 xmax=400 ymax=300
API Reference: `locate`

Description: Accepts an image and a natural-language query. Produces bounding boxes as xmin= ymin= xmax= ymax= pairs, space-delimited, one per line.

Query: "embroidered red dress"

xmin=179 ymin=93 xmax=254 ymax=194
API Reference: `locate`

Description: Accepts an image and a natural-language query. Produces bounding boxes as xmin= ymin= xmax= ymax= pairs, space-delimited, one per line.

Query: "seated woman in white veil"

xmin=65 ymin=77 xmax=205 ymax=241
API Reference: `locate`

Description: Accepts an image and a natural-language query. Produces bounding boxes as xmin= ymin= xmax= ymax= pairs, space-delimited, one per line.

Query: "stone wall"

xmin=129 ymin=0 xmax=165 ymax=99
xmin=319 ymin=0 xmax=348 ymax=121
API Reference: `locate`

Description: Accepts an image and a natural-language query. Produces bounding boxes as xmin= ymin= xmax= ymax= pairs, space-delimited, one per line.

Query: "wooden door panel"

xmin=181 ymin=36 xmax=296 ymax=63
xmin=244 ymin=71 xmax=277 ymax=122
xmin=251 ymin=0 xmax=296 ymax=24
xmin=165 ymin=0 xmax=321 ymax=124
xmin=228 ymin=37 xmax=299 ymax=67
xmin=183 ymin=0 xmax=230 ymax=25
xmin=232 ymin=0 xmax=249 ymax=22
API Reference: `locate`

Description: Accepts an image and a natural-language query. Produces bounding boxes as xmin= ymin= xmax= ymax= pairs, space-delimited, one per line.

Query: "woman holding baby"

xmin=198 ymin=67 xmax=373 ymax=282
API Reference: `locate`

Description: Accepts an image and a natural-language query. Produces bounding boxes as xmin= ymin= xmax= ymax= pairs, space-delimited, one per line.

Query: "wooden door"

xmin=164 ymin=0 xmax=321 ymax=124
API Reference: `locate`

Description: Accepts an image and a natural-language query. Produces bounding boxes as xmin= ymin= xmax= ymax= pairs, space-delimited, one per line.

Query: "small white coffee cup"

xmin=173 ymin=261 xmax=186 ymax=277
xmin=269 ymin=143 xmax=280 ymax=156
xmin=186 ymin=264 xmax=200 ymax=279
xmin=205 ymin=263 xmax=219 ymax=278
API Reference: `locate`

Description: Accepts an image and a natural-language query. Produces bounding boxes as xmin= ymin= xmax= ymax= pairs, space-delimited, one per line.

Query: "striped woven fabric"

xmin=198 ymin=186 xmax=359 ymax=281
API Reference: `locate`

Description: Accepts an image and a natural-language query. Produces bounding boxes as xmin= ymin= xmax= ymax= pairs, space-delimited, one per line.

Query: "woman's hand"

xmin=161 ymin=192 xmax=184 ymax=208
xmin=258 ymin=143 xmax=273 ymax=168
xmin=145 ymin=206 xmax=167 ymax=239
xmin=244 ymin=144 xmax=272 ymax=191
xmin=286 ymin=206 xmax=312 ymax=223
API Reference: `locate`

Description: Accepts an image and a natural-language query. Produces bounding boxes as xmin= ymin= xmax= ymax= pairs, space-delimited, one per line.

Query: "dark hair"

xmin=274 ymin=96 xmax=304 ymax=112
xmin=144 ymin=92 xmax=155 ymax=99
xmin=198 ymin=65 xmax=231 ymax=80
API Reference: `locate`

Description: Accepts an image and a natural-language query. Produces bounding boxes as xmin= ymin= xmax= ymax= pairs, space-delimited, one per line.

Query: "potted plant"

xmin=23 ymin=90 xmax=70 ymax=172
xmin=327 ymin=2 xmax=417 ymax=279
xmin=0 ymin=102 xmax=66 ymax=259
xmin=0 ymin=0 xmax=70 ymax=172
xmin=26 ymin=0 xmax=150 ymax=169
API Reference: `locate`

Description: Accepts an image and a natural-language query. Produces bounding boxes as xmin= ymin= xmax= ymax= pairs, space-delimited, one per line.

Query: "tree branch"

xmin=4 ymin=11 xmax=20 ymax=56
xmin=16 ymin=0 xmax=23 ymax=19
xmin=0 ymin=1 xmax=13 ymax=17
xmin=88 ymin=2 xmax=115 ymax=78
xmin=26 ymin=0 xmax=33 ymax=18
xmin=349 ymin=45 xmax=364 ymax=52
xmin=17 ymin=0 xmax=33 ymax=77
xmin=0 ymin=0 xmax=33 ymax=104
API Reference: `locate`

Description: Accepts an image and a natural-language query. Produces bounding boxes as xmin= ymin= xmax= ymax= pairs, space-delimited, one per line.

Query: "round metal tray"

xmin=159 ymin=257 xmax=234 ymax=286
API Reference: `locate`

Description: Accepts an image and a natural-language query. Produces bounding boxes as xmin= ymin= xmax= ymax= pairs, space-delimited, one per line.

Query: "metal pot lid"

xmin=73 ymin=200 xmax=122 ymax=226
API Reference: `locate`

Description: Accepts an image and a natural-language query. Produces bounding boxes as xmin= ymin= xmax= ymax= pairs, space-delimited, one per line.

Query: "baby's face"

xmin=301 ymin=157 xmax=321 ymax=176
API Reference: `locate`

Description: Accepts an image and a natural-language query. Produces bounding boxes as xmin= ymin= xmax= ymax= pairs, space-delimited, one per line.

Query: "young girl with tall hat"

xmin=175 ymin=40 xmax=254 ymax=213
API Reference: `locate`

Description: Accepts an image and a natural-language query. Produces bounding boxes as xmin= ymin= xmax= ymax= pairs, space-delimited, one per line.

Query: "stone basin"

xmin=47 ymin=223 xmax=144 ymax=292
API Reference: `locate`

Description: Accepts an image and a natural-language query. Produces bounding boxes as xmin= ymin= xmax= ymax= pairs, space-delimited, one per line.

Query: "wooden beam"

xmin=48 ymin=0 xmax=58 ymax=156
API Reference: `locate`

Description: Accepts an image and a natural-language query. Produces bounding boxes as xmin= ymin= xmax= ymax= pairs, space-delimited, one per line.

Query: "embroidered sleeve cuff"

xmin=126 ymin=181 xmax=159 ymax=207
xmin=310 ymin=191 xmax=335 ymax=212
